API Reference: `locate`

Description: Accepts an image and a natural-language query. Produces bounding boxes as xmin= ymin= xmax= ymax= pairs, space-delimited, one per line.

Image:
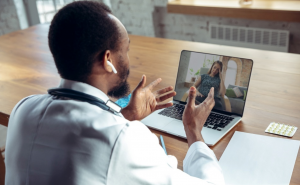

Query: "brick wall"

xmin=0 ymin=0 xmax=20 ymax=36
xmin=240 ymin=59 xmax=252 ymax=87
xmin=111 ymin=0 xmax=165 ymax=37
xmin=1 ymin=0 xmax=299 ymax=54
xmin=111 ymin=0 xmax=300 ymax=54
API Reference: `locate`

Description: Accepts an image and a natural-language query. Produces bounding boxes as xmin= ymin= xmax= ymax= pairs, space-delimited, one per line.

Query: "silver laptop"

xmin=142 ymin=50 xmax=253 ymax=146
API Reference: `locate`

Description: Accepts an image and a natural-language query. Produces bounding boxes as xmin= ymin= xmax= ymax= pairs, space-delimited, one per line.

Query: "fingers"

xmin=156 ymin=91 xmax=176 ymax=103
xmin=156 ymin=86 xmax=173 ymax=95
xmin=186 ymin=86 xmax=196 ymax=108
xmin=208 ymin=87 xmax=214 ymax=98
xmin=136 ymin=75 xmax=147 ymax=90
xmin=196 ymin=92 xmax=203 ymax=97
xmin=146 ymin=78 xmax=162 ymax=91
xmin=203 ymin=87 xmax=215 ymax=109
xmin=155 ymin=102 xmax=173 ymax=111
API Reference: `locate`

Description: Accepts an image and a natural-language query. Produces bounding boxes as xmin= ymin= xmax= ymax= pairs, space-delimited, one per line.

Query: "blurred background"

xmin=0 ymin=0 xmax=299 ymax=54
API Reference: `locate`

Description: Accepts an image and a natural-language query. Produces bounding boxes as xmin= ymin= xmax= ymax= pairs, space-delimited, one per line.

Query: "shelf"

xmin=167 ymin=0 xmax=300 ymax=22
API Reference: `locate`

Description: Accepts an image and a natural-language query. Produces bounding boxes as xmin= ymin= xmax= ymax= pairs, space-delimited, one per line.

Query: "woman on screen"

xmin=194 ymin=61 xmax=226 ymax=110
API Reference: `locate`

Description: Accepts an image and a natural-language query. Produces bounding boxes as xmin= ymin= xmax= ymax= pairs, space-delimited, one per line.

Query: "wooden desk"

xmin=0 ymin=24 xmax=300 ymax=184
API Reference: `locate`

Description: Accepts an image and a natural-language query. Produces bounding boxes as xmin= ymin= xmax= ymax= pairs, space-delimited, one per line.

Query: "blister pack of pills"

xmin=265 ymin=122 xmax=297 ymax=137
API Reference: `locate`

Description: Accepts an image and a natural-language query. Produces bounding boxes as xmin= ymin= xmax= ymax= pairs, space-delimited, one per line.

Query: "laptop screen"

xmin=173 ymin=50 xmax=253 ymax=116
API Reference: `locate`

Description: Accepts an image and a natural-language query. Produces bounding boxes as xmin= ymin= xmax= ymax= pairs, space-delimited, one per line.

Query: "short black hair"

xmin=48 ymin=1 xmax=120 ymax=82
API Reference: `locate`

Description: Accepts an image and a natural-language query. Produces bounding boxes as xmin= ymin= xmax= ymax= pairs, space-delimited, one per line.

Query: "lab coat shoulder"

xmin=41 ymin=95 xmax=129 ymax=145
xmin=106 ymin=121 xmax=212 ymax=185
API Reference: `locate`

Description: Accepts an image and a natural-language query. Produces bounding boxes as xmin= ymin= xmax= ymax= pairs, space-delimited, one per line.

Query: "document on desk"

xmin=219 ymin=131 xmax=300 ymax=185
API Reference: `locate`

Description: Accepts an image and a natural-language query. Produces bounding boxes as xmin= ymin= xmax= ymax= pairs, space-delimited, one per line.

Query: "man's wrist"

xmin=187 ymin=135 xmax=204 ymax=147
xmin=121 ymin=106 xmax=136 ymax=121
xmin=185 ymin=128 xmax=204 ymax=147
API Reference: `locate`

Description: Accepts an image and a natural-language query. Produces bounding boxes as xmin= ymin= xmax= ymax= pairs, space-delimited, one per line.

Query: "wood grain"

xmin=0 ymin=24 xmax=300 ymax=184
xmin=168 ymin=0 xmax=300 ymax=22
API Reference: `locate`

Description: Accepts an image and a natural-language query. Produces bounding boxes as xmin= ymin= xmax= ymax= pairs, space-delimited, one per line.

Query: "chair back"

xmin=199 ymin=67 xmax=209 ymax=76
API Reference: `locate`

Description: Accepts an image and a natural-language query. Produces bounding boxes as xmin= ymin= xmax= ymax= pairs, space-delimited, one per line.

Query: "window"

xmin=36 ymin=0 xmax=75 ymax=24
xmin=25 ymin=0 xmax=76 ymax=25
xmin=25 ymin=0 xmax=112 ymax=26
xmin=225 ymin=60 xmax=237 ymax=88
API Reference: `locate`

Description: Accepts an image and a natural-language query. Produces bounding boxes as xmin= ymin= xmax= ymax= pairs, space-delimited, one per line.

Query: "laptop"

xmin=141 ymin=50 xmax=253 ymax=146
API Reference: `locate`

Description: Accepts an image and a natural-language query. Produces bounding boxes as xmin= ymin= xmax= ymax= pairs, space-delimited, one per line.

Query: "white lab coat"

xmin=5 ymin=79 xmax=225 ymax=185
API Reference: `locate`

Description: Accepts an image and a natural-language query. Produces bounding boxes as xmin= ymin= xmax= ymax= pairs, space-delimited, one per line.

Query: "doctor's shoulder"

xmin=10 ymin=94 xmax=45 ymax=116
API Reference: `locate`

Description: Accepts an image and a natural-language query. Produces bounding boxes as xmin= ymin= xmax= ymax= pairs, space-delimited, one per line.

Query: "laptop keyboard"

xmin=158 ymin=103 xmax=234 ymax=131
xmin=158 ymin=103 xmax=184 ymax=120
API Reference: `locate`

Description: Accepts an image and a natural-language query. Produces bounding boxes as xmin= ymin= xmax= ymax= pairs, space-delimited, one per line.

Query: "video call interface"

xmin=174 ymin=51 xmax=253 ymax=116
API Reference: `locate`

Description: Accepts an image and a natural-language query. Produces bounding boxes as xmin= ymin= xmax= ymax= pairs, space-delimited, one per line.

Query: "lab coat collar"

xmin=58 ymin=78 xmax=110 ymax=103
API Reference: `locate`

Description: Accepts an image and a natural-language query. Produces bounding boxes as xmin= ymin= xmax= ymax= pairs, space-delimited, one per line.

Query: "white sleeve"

xmin=106 ymin=121 xmax=225 ymax=185
xmin=184 ymin=142 xmax=225 ymax=185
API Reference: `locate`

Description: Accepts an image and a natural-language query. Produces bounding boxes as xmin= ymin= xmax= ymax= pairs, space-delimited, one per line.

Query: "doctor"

xmin=5 ymin=1 xmax=225 ymax=185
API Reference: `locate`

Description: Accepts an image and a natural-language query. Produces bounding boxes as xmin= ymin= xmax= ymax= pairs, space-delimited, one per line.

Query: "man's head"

xmin=48 ymin=1 xmax=130 ymax=98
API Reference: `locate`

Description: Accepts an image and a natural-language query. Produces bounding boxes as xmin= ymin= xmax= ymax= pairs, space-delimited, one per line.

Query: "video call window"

xmin=174 ymin=51 xmax=253 ymax=116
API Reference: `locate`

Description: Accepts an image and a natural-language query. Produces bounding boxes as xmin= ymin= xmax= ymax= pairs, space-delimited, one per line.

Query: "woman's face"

xmin=211 ymin=63 xmax=221 ymax=76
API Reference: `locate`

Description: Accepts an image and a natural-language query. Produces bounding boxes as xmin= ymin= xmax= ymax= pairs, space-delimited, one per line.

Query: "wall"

xmin=13 ymin=0 xmax=28 ymax=29
xmin=111 ymin=0 xmax=162 ymax=37
xmin=0 ymin=0 xmax=108 ymax=36
xmin=1 ymin=0 xmax=299 ymax=54
xmin=240 ymin=59 xmax=252 ymax=87
xmin=0 ymin=0 xmax=20 ymax=36
xmin=111 ymin=0 xmax=300 ymax=54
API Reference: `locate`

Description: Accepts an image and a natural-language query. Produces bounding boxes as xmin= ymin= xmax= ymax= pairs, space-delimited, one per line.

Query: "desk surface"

xmin=0 ymin=24 xmax=300 ymax=184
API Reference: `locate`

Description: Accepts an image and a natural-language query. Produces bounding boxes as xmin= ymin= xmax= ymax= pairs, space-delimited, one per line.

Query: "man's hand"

xmin=121 ymin=75 xmax=176 ymax=121
xmin=183 ymin=86 xmax=215 ymax=147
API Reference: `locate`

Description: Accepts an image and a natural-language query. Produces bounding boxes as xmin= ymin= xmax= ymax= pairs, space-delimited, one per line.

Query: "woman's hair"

xmin=207 ymin=60 xmax=223 ymax=76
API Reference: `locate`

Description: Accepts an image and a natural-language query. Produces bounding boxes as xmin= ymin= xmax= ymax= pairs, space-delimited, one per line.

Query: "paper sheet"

xmin=219 ymin=131 xmax=300 ymax=185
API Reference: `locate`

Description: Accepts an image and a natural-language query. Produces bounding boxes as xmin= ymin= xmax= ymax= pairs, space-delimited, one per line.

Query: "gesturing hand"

xmin=219 ymin=70 xmax=223 ymax=81
xmin=121 ymin=75 xmax=176 ymax=121
xmin=183 ymin=86 xmax=215 ymax=147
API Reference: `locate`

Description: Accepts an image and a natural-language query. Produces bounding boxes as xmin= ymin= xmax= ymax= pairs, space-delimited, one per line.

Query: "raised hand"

xmin=121 ymin=75 xmax=176 ymax=121
xmin=183 ymin=86 xmax=215 ymax=147
xmin=219 ymin=69 xmax=224 ymax=81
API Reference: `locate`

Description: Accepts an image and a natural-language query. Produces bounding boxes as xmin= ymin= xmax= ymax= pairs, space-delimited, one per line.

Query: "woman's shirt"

xmin=197 ymin=74 xmax=220 ymax=97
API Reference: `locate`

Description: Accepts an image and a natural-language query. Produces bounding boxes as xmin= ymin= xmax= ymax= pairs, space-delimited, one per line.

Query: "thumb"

xmin=205 ymin=87 xmax=215 ymax=108
xmin=187 ymin=86 xmax=196 ymax=108
xmin=208 ymin=87 xmax=214 ymax=98
xmin=136 ymin=75 xmax=146 ymax=90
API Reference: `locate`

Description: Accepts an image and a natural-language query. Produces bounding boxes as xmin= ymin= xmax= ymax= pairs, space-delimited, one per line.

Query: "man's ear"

xmin=101 ymin=50 xmax=114 ymax=73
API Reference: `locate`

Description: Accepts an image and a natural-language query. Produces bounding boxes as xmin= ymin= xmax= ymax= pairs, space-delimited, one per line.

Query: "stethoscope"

xmin=48 ymin=88 xmax=122 ymax=116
